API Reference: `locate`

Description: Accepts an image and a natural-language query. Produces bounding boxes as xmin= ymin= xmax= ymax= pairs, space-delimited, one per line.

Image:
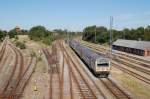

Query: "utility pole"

xmin=67 ymin=30 xmax=69 ymax=44
xmin=68 ymin=31 xmax=69 ymax=40
xmin=95 ymin=26 xmax=96 ymax=43
xmin=123 ymin=30 xmax=125 ymax=39
xmin=109 ymin=16 xmax=113 ymax=56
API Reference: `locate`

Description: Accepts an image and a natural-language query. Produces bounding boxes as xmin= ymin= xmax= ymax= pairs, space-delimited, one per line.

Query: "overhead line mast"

xmin=95 ymin=26 xmax=96 ymax=43
xmin=110 ymin=16 xmax=113 ymax=54
xmin=109 ymin=16 xmax=113 ymax=59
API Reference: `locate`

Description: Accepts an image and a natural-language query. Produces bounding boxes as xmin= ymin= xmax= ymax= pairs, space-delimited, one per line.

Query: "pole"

xmin=109 ymin=16 xmax=113 ymax=56
xmin=123 ymin=30 xmax=125 ymax=39
xmin=95 ymin=26 xmax=96 ymax=43
xmin=67 ymin=30 xmax=69 ymax=44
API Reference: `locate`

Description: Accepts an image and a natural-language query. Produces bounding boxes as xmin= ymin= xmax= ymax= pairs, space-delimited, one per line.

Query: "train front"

xmin=95 ymin=58 xmax=110 ymax=77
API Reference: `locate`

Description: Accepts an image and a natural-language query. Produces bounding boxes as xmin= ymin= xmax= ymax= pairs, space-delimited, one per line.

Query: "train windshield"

xmin=96 ymin=58 xmax=109 ymax=67
xmin=97 ymin=63 xmax=109 ymax=67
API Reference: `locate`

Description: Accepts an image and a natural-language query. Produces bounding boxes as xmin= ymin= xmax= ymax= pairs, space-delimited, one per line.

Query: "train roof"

xmin=70 ymin=40 xmax=107 ymax=60
xmin=113 ymin=39 xmax=150 ymax=50
xmin=83 ymin=46 xmax=106 ymax=59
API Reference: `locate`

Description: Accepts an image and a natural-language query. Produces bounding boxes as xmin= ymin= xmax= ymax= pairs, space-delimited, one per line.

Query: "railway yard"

xmin=0 ymin=35 xmax=150 ymax=99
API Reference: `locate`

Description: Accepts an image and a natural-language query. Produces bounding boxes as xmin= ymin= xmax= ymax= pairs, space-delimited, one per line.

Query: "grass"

xmin=117 ymin=74 xmax=150 ymax=99
xmin=15 ymin=41 xmax=26 ymax=49
xmin=102 ymin=42 xmax=109 ymax=48
xmin=17 ymin=35 xmax=48 ymax=73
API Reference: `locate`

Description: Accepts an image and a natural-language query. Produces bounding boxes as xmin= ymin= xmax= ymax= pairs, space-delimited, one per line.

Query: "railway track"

xmin=0 ymin=40 xmax=7 ymax=62
xmin=113 ymin=52 xmax=150 ymax=69
xmin=54 ymin=42 xmax=73 ymax=99
xmin=100 ymin=78 xmax=130 ymax=99
xmin=81 ymin=41 xmax=150 ymax=69
xmin=0 ymin=41 xmax=9 ymax=71
xmin=0 ymin=40 xmax=6 ymax=54
xmin=63 ymin=42 xmax=107 ymax=98
xmin=0 ymin=43 xmax=24 ymax=98
xmin=112 ymin=62 xmax=150 ymax=85
xmin=0 ymin=40 xmax=36 ymax=99
xmin=113 ymin=57 xmax=150 ymax=76
xmin=118 ymin=52 xmax=150 ymax=68
xmin=59 ymin=44 xmax=73 ymax=99
xmin=60 ymin=42 xmax=97 ymax=99
xmin=61 ymin=50 xmax=73 ymax=99
xmin=81 ymin=42 xmax=150 ymax=84
xmin=43 ymin=46 xmax=61 ymax=99
xmin=0 ymin=44 xmax=19 ymax=95
xmin=13 ymin=57 xmax=36 ymax=99
xmin=65 ymin=41 xmax=132 ymax=99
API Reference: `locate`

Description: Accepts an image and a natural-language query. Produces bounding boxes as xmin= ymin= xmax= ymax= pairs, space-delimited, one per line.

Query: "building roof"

xmin=15 ymin=26 xmax=20 ymax=29
xmin=113 ymin=39 xmax=150 ymax=50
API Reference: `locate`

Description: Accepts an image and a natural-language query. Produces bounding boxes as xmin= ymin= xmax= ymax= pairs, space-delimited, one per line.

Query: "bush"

xmin=0 ymin=30 xmax=6 ymax=41
xmin=8 ymin=29 xmax=18 ymax=38
xmin=30 ymin=51 xmax=36 ymax=57
xmin=37 ymin=56 xmax=42 ymax=61
xmin=28 ymin=26 xmax=54 ymax=45
xmin=15 ymin=41 xmax=26 ymax=49
xmin=14 ymin=35 xmax=18 ymax=40
xmin=29 ymin=26 xmax=49 ymax=40
xmin=42 ymin=36 xmax=53 ymax=45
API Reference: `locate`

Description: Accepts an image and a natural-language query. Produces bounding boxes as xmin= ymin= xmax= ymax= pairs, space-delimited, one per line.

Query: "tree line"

xmin=82 ymin=25 xmax=150 ymax=44
xmin=0 ymin=26 xmax=81 ymax=45
xmin=1 ymin=25 xmax=150 ymax=45
xmin=0 ymin=30 xmax=6 ymax=41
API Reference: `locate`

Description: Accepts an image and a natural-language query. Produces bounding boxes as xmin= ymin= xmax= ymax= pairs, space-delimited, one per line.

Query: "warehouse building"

xmin=112 ymin=39 xmax=150 ymax=56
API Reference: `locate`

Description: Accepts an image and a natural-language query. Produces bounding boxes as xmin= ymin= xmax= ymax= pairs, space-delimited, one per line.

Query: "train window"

xmin=97 ymin=63 xmax=109 ymax=66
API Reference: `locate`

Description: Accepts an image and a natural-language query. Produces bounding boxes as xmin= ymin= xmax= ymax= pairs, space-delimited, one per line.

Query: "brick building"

xmin=112 ymin=39 xmax=150 ymax=56
xmin=15 ymin=26 xmax=21 ymax=32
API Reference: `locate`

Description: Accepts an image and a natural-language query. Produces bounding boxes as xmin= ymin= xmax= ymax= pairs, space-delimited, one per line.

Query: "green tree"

xmin=29 ymin=26 xmax=49 ymax=40
xmin=20 ymin=29 xmax=29 ymax=35
xmin=0 ymin=30 xmax=6 ymax=41
xmin=82 ymin=25 xmax=96 ymax=41
xmin=82 ymin=25 xmax=108 ymax=43
xmin=144 ymin=26 xmax=150 ymax=41
xmin=82 ymin=25 xmax=150 ymax=44
xmin=8 ymin=28 xmax=18 ymax=38
xmin=29 ymin=26 xmax=53 ymax=45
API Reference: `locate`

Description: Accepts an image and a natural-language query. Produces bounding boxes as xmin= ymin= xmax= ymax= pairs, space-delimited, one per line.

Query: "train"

xmin=67 ymin=40 xmax=110 ymax=78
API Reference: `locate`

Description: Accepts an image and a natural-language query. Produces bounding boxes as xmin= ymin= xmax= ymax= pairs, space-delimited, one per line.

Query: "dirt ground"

xmin=15 ymin=35 xmax=50 ymax=99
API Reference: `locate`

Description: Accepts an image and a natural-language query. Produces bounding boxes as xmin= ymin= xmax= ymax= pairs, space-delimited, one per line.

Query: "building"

xmin=15 ymin=26 xmax=21 ymax=32
xmin=112 ymin=39 xmax=150 ymax=56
